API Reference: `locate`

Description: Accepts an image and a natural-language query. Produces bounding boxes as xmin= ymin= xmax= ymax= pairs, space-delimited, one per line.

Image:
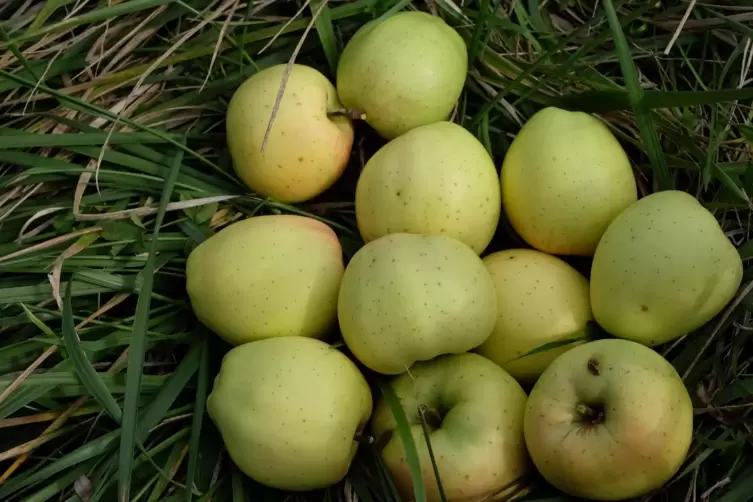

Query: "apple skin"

xmin=590 ymin=190 xmax=743 ymax=346
xmin=338 ymin=233 xmax=497 ymax=375
xmin=371 ymin=353 xmax=529 ymax=502
xmin=336 ymin=11 xmax=467 ymax=139
xmin=475 ymin=249 xmax=591 ymax=383
xmin=226 ymin=63 xmax=354 ymax=203
xmin=186 ymin=215 xmax=344 ymax=345
xmin=355 ymin=121 xmax=501 ymax=255
xmin=523 ymin=338 xmax=693 ymax=500
xmin=206 ymin=336 xmax=373 ymax=491
xmin=501 ymin=107 xmax=637 ymax=256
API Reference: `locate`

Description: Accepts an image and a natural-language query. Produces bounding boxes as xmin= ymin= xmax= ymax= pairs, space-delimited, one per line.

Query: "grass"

xmin=1 ymin=0 xmax=753 ymax=500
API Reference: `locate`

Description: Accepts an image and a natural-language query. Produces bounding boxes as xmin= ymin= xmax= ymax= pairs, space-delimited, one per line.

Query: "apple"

xmin=590 ymin=190 xmax=743 ymax=346
xmin=475 ymin=249 xmax=591 ymax=383
xmin=371 ymin=353 xmax=529 ymax=502
xmin=501 ymin=107 xmax=637 ymax=256
xmin=355 ymin=121 xmax=501 ymax=254
xmin=185 ymin=214 xmax=344 ymax=345
xmin=524 ymin=338 xmax=693 ymax=500
xmin=226 ymin=63 xmax=354 ymax=203
xmin=338 ymin=233 xmax=497 ymax=375
xmin=207 ymin=336 xmax=373 ymax=491
xmin=336 ymin=11 xmax=467 ymax=139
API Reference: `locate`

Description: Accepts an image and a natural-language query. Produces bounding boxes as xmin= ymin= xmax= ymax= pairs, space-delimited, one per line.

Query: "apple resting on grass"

xmin=207 ymin=337 xmax=373 ymax=491
xmin=226 ymin=63 xmax=354 ymax=203
xmin=590 ymin=190 xmax=743 ymax=346
xmin=186 ymin=215 xmax=344 ymax=345
xmin=355 ymin=121 xmax=501 ymax=255
xmin=336 ymin=11 xmax=467 ymax=139
xmin=371 ymin=353 xmax=529 ymax=502
xmin=524 ymin=338 xmax=693 ymax=500
xmin=338 ymin=233 xmax=497 ymax=375
xmin=476 ymin=248 xmax=591 ymax=383
xmin=501 ymin=106 xmax=637 ymax=256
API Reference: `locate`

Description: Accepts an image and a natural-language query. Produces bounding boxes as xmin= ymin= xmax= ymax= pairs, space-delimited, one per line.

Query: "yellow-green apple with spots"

xmin=338 ymin=233 xmax=497 ymax=375
xmin=226 ymin=63 xmax=354 ymax=203
xmin=523 ymin=338 xmax=693 ymax=500
xmin=186 ymin=214 xmax=344 ymax=345
xmin=355 ymin=121 xmax=501 ymax=255
xmin=207 ymin=336 xmax=373 ymax=490
xmin=501 ymin=106 xmax=637 ymax=256
xmin=590 ymin=190 xmax=743 ymax=346
xmin=371 ymin=353 xmax=529 ymax=502
xmin=476 ymin=248 xmax=591 ymax=383
xmin=336 ymin=11 xmax=467 ymax=139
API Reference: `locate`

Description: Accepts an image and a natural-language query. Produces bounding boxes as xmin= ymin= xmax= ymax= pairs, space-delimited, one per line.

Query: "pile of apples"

xmin=184 ymin=11 xmax=744 ymax=502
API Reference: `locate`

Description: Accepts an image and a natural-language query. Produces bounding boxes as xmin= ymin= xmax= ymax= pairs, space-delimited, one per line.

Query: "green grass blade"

xmin=310 ymin=0 xmax=339 ymax=74
xmin=62 ymin=280 xmax=123 ymax=423
xmin=185 ymin=338 xmax=210 ymax=501
xmin=602 ymin=0 xmax=671 ymax=191
xmin=378 ymin=383 xmax=426 ymax=502
xmin=118 ymin=142 xmax=184 ymax=500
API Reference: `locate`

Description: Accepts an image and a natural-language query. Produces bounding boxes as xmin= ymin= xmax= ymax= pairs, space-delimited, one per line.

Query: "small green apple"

xmin=591 ymin=190 xmax=743 ymax=346
xmin=226 ymin=63 xmax=354 ymax=203
xmin=186 ymin=215 xmax=344 ymax=345
xmin=476 ymin=249 xmax=591 ymax=383
xmin=336 ymin=11 xmax=467 ymax=139
xmin=371 ymin=353 xmax=529 ymax=502
xmin=501 ymin=107 xmax=637 ymax=255
xmin=524 ymin=338 xmax=693 ymax=500
xmin=207 ymin=336 xmax=373 ymax=491
xmin=355 ymin=121 xmax=501 ymax=254
xmin=338 ymin=233 xmax=497 ymax=375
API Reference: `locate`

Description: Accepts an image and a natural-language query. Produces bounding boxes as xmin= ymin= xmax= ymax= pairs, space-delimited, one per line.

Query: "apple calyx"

xmin=587 ymin=358 xmax=600 ymax=375
xmin=574 ymin=403 xmax=606 ymax=426
xmin=418 ymin=404 xmax=447 ymax=431
xmin=328 ymin=108 xmax=367 ymax=121
xmin=354 ymin=433 xmax=375 ymax=445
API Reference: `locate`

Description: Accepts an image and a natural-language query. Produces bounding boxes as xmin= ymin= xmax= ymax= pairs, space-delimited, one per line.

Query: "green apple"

xmin=207 ymin=336 xmax=373 ymax=491
xmin=226 ymin=63 xmax=354 ymax=203
xmin=355 ymin=121 xmax=500 ymax=254
xmin=501 ymin=107 xmax=637 ymax=256
xmin=524 ymin=338 xmax=693 ymax=500
xmin=338 ymin=233 xmax=497 ymax=375
xmin=371 ymin=353 xmax=529 ymax=502
xmin=476 ymin=249 xmax=591 ymax=383
xmin=336 ymin=11 xmax=467 ymax=139
xmin=186 ymin=214 xmax=344 ymax=345
xmin=591 ymin=190 xmax=743 ymax=346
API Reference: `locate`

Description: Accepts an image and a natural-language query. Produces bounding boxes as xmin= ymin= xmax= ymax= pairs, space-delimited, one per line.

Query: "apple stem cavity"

xmin=328 ymin=108 xmax=367 ymax=121
xmin=575 ymin=403 xmax=606 ymax=426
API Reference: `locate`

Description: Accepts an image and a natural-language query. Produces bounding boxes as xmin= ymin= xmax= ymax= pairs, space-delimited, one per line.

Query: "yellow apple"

xmin=591 ymin=190 xmax=743 ymax=346
xmin=336 ymin=11 xmax=467 ymax=139
xmin=338 ymin=233 xmax=497 ymax=375
xmin=371 ymin=353 xmax=529 ymax=502
xmin=207 ymin=336 xmax=373 ymax=490
xmin=524 ymin=338 xmax=693 ymax=500
xmin=501 ymin=107 xmax=637 ymax=255
xmin=226 ymin=63 xmax=354 ymax=203
xmin=355 ymin=121 xmax=501 ymax=254
xmin=185 ymin=215 xmax=344 ymax=345
xmin=476 ymin=249 xmax=591 ymax=383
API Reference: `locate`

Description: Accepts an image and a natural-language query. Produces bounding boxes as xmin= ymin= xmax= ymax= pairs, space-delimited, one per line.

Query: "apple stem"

xmin=328 ymin=108 xmax=366 ymax=121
